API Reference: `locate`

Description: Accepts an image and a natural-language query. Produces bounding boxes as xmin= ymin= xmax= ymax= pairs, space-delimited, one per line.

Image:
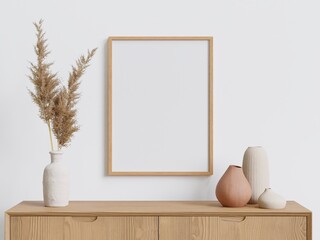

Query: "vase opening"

xmin=231 ymin=165 xmax=241 ymax=168
xmin=49 ymin=151 xmax=63 ymax=155
xmin=49 ymin=151 xmax=64 ymax=163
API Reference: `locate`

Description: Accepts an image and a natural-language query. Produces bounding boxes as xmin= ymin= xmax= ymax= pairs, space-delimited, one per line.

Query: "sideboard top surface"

xmin=6 ymin=201 xmax=311 ymax=217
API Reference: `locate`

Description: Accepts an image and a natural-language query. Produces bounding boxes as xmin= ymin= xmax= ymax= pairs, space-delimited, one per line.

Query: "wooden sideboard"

xmin=5 ymin=201 xmax=312 ymax=240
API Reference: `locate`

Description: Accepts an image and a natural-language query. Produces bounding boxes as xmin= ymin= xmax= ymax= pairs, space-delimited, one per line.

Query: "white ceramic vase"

xmin=258 ymin=188 xmax=286 ymax=209
xmin=43 ymin=151 xmax=69 ymax=207
xmin=242 ymin=146 xmax=269 ymax=204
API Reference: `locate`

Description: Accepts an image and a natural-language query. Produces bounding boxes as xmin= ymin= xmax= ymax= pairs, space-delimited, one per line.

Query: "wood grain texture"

xmin=64 ymin=216 xmax=157 ymax=240
xmin=10 ymin=216 xmax=157 ymax=240
xmin=108 ymin=36 xmax=213 ymax=41
xmin=107 ymin=37 xmax=113 ymax=176
xmin=307 ymin=213 xmax=312 ymax=240
xmin=6 ymin=201 xmax=312 ymax=240
xmin=10 ymin=217 xmax=64 ymax=240
xmin=208 ymin=36 xmax=214 ymax=175
xmin=107 ymin=36 xmax=213 ymax=176
xmin=218 ymin=216 xmax=306 ymax=240
xmin=160 ymin=216 xmax=307 ymax=240
xmin=5 ymin=213 xmax=10 ymax=240
xmin=107 ymin=171 xmax=213 ymax=176
xmin=6 ymin=201 xmax=311 ymax=217
xmin=160 ymin=217 xmax=218 ymax=240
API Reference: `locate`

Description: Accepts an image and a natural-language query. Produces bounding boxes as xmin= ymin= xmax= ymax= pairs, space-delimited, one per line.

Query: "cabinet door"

xmin=218 ymin=216 xmax=306 ymax=240
xmin=11 ymin=216 xmax=64 ymax=240
xmin=11 ymin=216 xmax=158 ymax=240
xmin=64 ymin=216 xmax=158 ymax=240
xmin=159 ymin=216 xmax=219 ymax=240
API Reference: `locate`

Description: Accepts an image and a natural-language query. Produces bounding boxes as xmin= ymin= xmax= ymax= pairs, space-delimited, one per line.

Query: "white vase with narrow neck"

xmin=43 ymin=151 xmax=69 ymax=207
xmin=242 ymin=146 xmax=270 ymax=204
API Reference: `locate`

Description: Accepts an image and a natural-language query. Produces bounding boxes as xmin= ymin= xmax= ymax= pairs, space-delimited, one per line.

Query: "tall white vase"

xmin=242 ymin=146 xmax=269 ymax=204
xmin=43 ymin=151 xmax=69 ymax=207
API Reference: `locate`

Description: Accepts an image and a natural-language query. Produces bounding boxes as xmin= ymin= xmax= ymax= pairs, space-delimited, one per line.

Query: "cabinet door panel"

xmin=219 ymin=216 xmax=306 ymax=240
xmin=11 ymin=216 xmax=158 ymax=240
xmin=11 ymin=216 xmax=64 ymax=240
xmin=64 ymin=216 xmax=158 ymax=240
xmin=159 ymin=216 xmax=219 ymax=240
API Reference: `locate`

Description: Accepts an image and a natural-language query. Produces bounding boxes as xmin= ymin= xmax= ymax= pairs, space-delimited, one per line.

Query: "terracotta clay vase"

xmin=215 ymin=165 xmax=252 ymax=207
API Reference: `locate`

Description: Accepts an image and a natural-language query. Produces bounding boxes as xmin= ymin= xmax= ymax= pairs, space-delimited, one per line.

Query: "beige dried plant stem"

xmin=47 ymin=121 xmax=54 ymax=151
xmin=29 ymin=20 xmax=97 ymax=151
xmin=29 ymin=20 xmax=59 ymax=151
xmin=52 ymin=48 xmax=97 ymax=150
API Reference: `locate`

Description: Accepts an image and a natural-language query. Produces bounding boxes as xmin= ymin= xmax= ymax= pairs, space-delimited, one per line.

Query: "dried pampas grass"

xmin=29 ymin=20 xmax=97 ymax=151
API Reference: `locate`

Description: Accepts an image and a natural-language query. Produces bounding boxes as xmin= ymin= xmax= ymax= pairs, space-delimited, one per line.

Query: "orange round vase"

xmin=215 ymin=165 xmax=252 ymax=207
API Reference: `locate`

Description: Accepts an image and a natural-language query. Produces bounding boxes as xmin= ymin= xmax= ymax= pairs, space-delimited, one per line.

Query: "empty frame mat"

xmin=108 ymin=37 xmax=213 ymax=175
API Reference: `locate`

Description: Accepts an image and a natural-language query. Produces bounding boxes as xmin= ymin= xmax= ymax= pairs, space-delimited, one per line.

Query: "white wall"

xmin=0 ymin=0 xmax=319 ymax=238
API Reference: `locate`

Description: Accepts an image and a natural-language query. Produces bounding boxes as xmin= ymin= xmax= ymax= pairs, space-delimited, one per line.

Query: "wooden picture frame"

xmin=107 ymin=36 xmax=213 ymax=176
